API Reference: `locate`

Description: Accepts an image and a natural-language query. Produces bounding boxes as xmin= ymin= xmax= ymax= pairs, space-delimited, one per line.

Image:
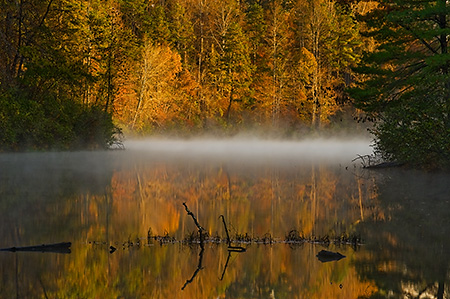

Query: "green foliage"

xmin=166 ymin=0 xmax=195 ymax=55
xmin=0 ymin=0 xmax=120 ymax=151
xmin=327 ymin=5 xmax=362 ymax=71
xmin=0 ymin=88 xmax=120 ymax=151
xmin=206 ymin=19 xmax=255 ymax=121
xmin=147 ymin=4 xmax=172 ymax=44
xmin=351 ymin=0 xmax=450 ymax=169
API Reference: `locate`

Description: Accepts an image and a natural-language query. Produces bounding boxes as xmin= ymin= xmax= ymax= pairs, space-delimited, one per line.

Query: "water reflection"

xmin=1 ymin=138 xmax=424 ymax=298
xmin=355 ymin=169 xmax=450 ymax=299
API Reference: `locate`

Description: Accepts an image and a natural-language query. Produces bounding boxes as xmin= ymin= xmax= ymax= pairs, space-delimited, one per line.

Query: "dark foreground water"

xmin=0 ymin=139 xmax=449 ymax=298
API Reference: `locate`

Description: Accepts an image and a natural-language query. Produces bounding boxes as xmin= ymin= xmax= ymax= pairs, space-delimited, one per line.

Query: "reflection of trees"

xmin=119 ymin=162 xmax=371 ymax=240
xmin=0 ymin=153 xmax=117 ymax=298
xmin=355 ymin=170 xmax=450 ymax=298
xmin=96 ymin=161 xmax=378 ymax=297
xmin=0 ymin=154 xmax=380 ymax=298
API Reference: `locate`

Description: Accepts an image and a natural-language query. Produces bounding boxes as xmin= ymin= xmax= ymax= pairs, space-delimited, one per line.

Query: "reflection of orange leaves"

xmin=377 ymin=260 xmax=399 ymax=273
xmin=179 ymin=186 xmax=201 ymax=203
xmin=297 ymin=185 xmax=307 ymax=198
xmin=384 ymin=232 xmax=398 ymax=247
xmin=109 ymin=170 xmax=181 ymax=236
xmin=51 ymin=162 xmax=381 ymax=298
xmin=88 ymin=201 xmax=99 ymax=219
xmin=144 ymin=199 xmax=180 ymax=235
xmin=111 ymin=172 xmax=136 ymax=202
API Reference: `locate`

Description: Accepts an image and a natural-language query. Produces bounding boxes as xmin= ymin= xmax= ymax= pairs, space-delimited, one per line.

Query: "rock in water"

xmin=316 ymin=250 xmax=346 ymax=263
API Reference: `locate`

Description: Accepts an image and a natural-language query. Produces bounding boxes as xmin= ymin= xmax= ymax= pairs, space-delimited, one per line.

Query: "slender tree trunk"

xmin=132 ymin=63 xmax=147 ymax=129
xmin=105 ymin=7 xmax=117 ymax=113
xmin=12 ymin=0 xmax=24 ymax=80
xmin=310 ymin=1 xmax=321 ymax=129
xmin=438 ymin=0 xmax=448 ymax=72
xmin=311 ymin=34 xmax=320 ymax=128
xmin=197 ymin=0 xmax=206 ymax=127
xmin=271 ymin=1 xmax=281 ymax=127
xmin=84 ymin=0 xmax=93 ymax=105
xmin=225 ymin=87 xmax=233 ymax=122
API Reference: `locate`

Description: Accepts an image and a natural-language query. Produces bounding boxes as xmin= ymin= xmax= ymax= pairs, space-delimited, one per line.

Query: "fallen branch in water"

xmin=219 ymin=215 xmax=231 ymax=245
xmin=219 ymin=215 xmax=246 ymax=252
xmin=0 ymin=242 xmax=71 ymax=254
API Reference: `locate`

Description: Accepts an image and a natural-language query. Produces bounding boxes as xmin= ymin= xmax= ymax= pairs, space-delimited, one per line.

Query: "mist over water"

xmin=6 ymin=137 xmax=450 ymax=298
xmin=124 ymin=137 xmax=373 ymax=164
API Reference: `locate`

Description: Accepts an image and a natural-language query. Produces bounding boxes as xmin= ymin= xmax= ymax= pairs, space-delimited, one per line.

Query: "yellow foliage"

xmin=298 ymin=47 xmax=317 ymax=84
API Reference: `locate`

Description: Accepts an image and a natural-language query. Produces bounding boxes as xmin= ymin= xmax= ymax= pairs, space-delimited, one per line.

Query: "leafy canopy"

xmin=351 ymin=0 xmax=450 ymax=168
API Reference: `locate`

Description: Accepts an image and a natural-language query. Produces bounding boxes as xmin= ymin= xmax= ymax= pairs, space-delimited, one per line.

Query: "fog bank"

xmin=124 ymin=138 xmax=373 ymax=164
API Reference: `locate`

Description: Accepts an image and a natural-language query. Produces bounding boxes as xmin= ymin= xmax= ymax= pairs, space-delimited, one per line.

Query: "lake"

xmin=0 ymin=138 xmax=449 ymax=298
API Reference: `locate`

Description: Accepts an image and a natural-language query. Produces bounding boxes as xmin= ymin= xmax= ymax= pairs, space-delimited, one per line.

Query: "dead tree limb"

xmin=219 ymin=215 xmax=231 ymax=246
xmin=219 ymin=215 xmax=246 ymax=252
xmin=183 ymin=202 xmax=205 ymax=232
xmin=183 ymin=202 xmax=206 ymax=248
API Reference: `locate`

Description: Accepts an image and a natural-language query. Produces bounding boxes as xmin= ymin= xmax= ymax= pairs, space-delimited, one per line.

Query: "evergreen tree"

xmin=147 ymin=3 xmax=172 ymax=45
xmin=205 ymin=0 xmax=254 ymax=124
xmin=351 ymin=0 xmax=450 ymax=168
xmin=166 ymin=0 xmax=195 ymax=63
xmin=242 ymin=0 xmax=272 ymax=124
xmin=207 ymin=21 xmax=254 ymax=123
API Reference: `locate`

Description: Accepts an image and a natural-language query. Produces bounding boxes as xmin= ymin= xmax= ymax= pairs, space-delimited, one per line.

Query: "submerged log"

xmin=0 ymin=242 xmax=71 ymax=254
xmin=316 ymin=250 xmax=345 ymax=263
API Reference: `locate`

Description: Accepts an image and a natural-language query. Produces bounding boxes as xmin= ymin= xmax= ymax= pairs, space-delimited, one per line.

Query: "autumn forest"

xmin=0 ymin=0 xmax=370 ymax=150
xmin=2 ymin=0 xmax=450 ymax=168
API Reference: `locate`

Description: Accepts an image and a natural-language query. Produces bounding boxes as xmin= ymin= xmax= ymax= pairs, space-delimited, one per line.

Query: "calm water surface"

xmin=0 ymin=139 xmax=449 ymax=298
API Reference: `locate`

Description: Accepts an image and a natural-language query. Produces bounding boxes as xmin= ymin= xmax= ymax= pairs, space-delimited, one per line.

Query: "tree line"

xmin=0 ymin=0 xmax=364 ymax=150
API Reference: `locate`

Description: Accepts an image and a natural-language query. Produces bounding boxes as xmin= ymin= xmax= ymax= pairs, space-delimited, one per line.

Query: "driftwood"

xmin=0 ymin=242 xmax=71 ymax=254
xmin=352 ymin=154 xmax=404 ymax=169
xmin=316 ymin=250 xmax=345 ymax=263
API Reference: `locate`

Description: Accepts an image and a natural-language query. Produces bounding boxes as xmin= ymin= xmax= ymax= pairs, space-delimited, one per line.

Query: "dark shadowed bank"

xmin=0 ymin=90 xmax=121 ymax=151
